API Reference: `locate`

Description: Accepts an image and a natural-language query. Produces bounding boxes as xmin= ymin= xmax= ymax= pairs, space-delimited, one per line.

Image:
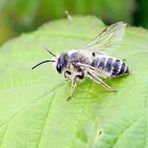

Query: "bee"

xmin=32 ymin=22 xmax=129 ymax=101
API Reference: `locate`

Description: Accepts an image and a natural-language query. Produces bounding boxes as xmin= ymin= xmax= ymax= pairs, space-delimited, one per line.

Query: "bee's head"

xmin=56 ymin=53 xmax=69 ymax=73
xmin=32 ymin=47 xmax=69 ymax=74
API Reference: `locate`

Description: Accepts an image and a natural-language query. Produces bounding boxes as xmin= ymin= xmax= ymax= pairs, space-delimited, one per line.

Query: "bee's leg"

xmin=66 ymin=76 xmax=77 ymax=102
xmin=87 ymin=71 xmax=116 ymax=92
xmin=64 ymin=71 xmax=72 ymax=81
xmin=64 ymin=71 xmax=69 ymax=81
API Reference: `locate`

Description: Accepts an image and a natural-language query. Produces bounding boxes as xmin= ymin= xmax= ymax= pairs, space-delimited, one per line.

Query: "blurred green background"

xmin=0 ymin=0 xmax=147 ymax=46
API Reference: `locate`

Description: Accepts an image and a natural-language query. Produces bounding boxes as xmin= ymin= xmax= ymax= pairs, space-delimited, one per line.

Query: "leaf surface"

xmin=0 ymin=16 xmax=148 ymax=148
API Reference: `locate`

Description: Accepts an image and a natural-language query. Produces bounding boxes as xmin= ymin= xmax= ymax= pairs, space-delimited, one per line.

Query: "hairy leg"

xmin=66 ymin=76 xmax=77 ymax=101
xmin=87 ymin=71 xmax=116 ymax=92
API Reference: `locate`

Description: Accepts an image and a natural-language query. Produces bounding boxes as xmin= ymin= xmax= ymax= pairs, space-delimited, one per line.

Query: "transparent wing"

xmin=79 ymin=22 xmax=126 ymax=53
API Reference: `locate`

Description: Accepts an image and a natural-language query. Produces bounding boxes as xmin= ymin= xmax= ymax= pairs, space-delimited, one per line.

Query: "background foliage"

xmin=0 ymin=0 xmax=147 ymax=45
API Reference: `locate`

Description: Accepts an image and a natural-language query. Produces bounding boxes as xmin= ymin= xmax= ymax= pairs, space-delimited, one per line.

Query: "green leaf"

xmin=0 ymin=16 xmax=148 ymax=148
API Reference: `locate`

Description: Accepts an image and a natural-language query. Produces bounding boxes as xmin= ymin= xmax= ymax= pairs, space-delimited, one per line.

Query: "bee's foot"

xmin=64 ymin=78 xmax=69 ymax=82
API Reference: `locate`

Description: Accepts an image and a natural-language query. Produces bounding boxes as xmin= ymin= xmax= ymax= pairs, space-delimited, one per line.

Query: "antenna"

xmin=32 ymin=60 xmax=55 ymax=70
xmin=43 ymin=46 xmax=57 ymax=59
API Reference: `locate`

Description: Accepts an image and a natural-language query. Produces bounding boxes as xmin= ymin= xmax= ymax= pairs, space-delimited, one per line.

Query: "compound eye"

xmin=56 ymin=64 xmax=63 ymax=73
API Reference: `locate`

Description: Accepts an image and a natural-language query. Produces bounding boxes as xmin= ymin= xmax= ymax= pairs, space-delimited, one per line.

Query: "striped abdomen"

xmin=91 ymin=56 xmax=129 ymax=76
